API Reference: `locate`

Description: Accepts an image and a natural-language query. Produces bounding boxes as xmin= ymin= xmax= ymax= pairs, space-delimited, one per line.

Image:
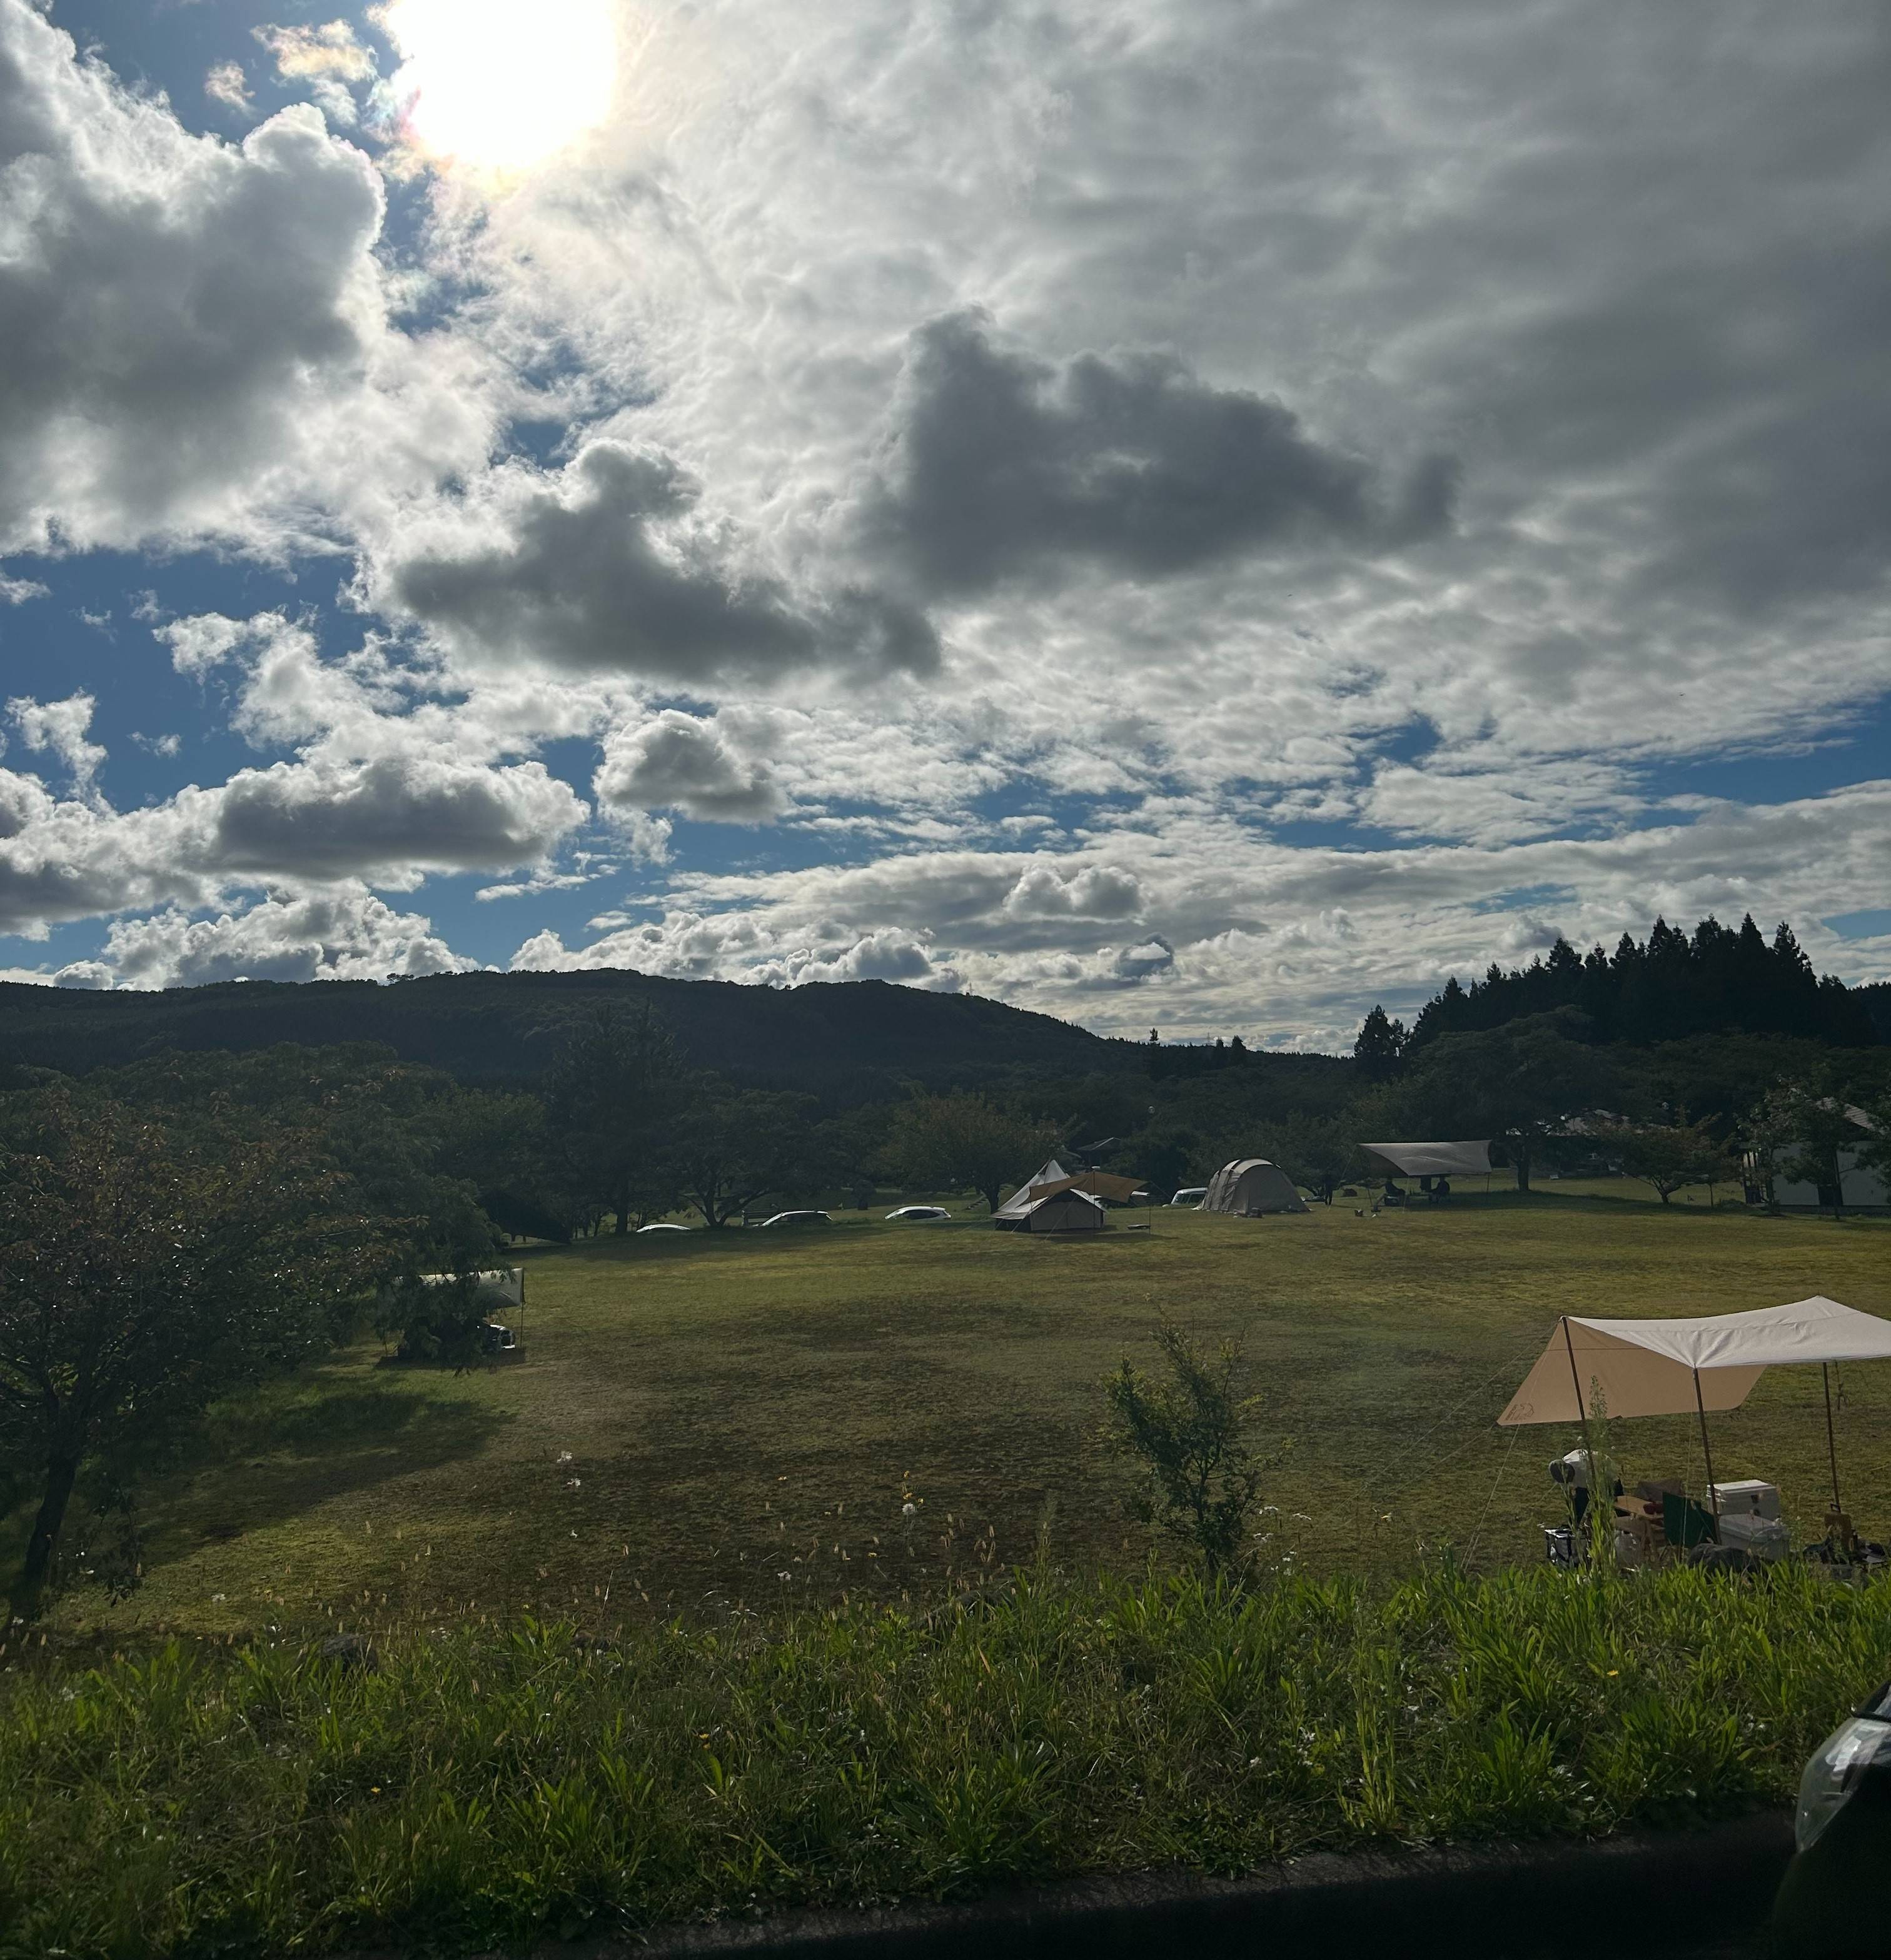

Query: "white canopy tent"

xmin=1361 ymin=1140 xmax=1491 ymax=1180
xmin=1500 ymin=1297 xmax=1891 ymax=1519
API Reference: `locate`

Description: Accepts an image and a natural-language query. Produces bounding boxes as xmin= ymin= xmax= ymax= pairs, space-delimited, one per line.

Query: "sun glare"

xmin=382 ymin=0 xmax=618 ymax=175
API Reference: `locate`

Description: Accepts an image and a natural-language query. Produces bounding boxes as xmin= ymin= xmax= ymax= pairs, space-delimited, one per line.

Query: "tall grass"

xmin=2 ymin=1560 xmax=1883 ymax=1956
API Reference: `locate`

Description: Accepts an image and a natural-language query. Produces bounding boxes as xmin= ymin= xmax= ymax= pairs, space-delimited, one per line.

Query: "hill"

xmin=0 ymin=968 xmax=1139 ymax=1100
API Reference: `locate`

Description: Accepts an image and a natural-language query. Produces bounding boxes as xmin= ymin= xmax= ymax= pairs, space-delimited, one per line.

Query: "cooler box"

xmin=1710 ymin=1480 xmax=1780 ymax=1520
xmin=1717 ymin=1512 xmax=1790 ymax=1560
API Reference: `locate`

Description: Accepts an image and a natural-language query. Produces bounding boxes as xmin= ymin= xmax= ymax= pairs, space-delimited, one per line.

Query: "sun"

xmin=381 ymin=0 xmax=619 ymax=175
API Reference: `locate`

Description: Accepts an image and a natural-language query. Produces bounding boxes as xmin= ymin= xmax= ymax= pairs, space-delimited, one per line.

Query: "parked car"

xmin=1169 ymin=1187 xmax=1208 ymax=1206
xmin=635 ymin=1222 xmax=692 ymax=1234
xmin=755 ymin=1210 xmax=832 ymax=1228
xmin=478 ymin=1322 xmax=516 ymax=1354
xmin=1772 ymin=1679 xmax=1891 ymax=1957
xmin=885 ymin=1205 xmax=951 ymax=1221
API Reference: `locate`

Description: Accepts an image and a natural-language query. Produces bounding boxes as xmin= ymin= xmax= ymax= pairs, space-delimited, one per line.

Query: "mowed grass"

xmin=24 ymin=1183 xmax=1891 ymax=1639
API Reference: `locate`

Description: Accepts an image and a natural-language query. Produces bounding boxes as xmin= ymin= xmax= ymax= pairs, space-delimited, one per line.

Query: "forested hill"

xmin=0 ymin=968 xmax=1136 ymax=1099
xmin=1407 ymin=917 xmax=1877 ymax=1050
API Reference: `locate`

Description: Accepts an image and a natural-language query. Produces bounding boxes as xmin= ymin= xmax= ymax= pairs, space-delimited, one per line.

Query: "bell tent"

xmin=994 ymin=1159 xmax=1144 ymax=1220
xmin=1200 ymin=1159 xmax=1306 ymax=1215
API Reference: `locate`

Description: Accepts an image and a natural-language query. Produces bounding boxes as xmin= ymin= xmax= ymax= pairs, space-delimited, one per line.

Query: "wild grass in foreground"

xmin=3 ymin=1560 xmax=1886 ymax=1959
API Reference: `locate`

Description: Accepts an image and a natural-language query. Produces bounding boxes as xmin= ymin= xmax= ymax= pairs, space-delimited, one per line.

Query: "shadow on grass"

xmin=144 ymin=1377 xmax=511 ymax=1554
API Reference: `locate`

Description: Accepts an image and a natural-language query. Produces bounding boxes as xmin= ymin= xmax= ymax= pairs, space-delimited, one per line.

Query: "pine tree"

xmin=1353 ymin=1005 xmax=1408 ymax=1082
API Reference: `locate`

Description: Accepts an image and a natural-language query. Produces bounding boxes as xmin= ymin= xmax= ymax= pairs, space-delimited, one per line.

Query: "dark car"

xmin=1772 ymin=1679 xmax=1891 ymax=1957
xmin=754 ymin=1210 xmax=832 ymax=1228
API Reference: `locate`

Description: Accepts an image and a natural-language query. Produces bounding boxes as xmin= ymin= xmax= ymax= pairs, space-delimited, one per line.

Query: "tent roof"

xmin=1361 ymin=1140 xmax=1491 ymax=1178
xmin=994 ymin=1160 xmax=1141 ymax=1216
xmin=1498 ymin=1297 xmax=1891 ymax=1425
xmin=992 ymin=1157 xmax=1077 ymax=1218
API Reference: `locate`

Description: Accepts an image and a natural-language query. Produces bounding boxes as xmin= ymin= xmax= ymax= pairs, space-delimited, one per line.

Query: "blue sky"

xmin=1 ymin=0 xmax=1887 ymax=1045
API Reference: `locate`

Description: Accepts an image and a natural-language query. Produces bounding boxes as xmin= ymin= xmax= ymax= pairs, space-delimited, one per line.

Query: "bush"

xmin=1 ymin=1561 xmax=1879 ymax=1956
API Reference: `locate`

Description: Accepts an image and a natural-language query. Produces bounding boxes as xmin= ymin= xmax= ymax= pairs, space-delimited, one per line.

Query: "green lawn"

xmin=26 ymin=1182 xmax=1891 ymax=1639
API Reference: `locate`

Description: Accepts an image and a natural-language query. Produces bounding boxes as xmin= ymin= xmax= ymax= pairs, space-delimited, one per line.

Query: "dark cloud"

xmin=390 ymin=443 xmax=939 ymax=686
xmin=857 ymin=310 xmax=1455 ymax=596
xmin=593 ymin=710 xmax=787 ymax=822
xmin=211 ymin=756 xmax=585 ymax=882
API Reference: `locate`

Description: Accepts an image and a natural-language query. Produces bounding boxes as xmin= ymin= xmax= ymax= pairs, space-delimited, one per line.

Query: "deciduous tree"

xmin=0 ymin=1096 xmax=385 ymax=1618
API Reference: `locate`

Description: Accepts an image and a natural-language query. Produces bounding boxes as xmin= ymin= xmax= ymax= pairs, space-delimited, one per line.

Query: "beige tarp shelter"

xmin=1361 ymin=1141 xmax=1491 ymax=1179
xmin=994 ymin=1188 xmax=1107 ymax=1234
xmin=994 ymin=1159 xmax=1143 ymax=1219
xmin=1500 ymin=1297 xmax=1891 ymax=1517
xmin=1201 ymin=1159 xmax=1307 ymax=1215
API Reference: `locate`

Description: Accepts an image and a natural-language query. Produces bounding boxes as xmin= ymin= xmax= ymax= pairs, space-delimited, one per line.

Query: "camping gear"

xmin=418 ymin=1267 xmax=523 ymax=1309
xmin=1712 ymin=1479 xmax=1782 ymax=1519
xmin=1361 ymin=1141 xmax=1492 ymax=1180
xmin=1718 ymin=1512 xmax=1792 ymax=1560
xmin=1199 ymin=1159 xmax=1307 ymax=1215
xmin=994 ymin=1160 xmax=1143 ymax=1220
xmin=993 ymin=1188 xmax=1107 ymax=1234
xmin=1501 ymin=1297 xmax=1891 ymax=1529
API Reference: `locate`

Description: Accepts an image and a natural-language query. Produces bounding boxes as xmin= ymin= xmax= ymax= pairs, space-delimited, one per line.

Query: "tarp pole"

xmin=1693 ymin=1367 xmax=1719 ymax=1523
xmin=1823 ymin=1362 xmax=1842 ymax=1514
xmin=1561 ymin=1317 xmax=1601 ymax=1525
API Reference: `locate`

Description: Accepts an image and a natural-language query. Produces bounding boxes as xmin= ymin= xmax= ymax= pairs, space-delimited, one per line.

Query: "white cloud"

xmin=253 ymin=21 xmax=377 ymax=128
xmin=101 ymin=888 xmax=473 ymax=988
xmin=0 ymin=575 xmax=49 ymax=605
xmin=0 ymin=0 xmax=494 ymax=555
xmin=8 ymin=693 xmax=105 ymax=799
xmin=203 ymin=62 xmax=251 ymax=111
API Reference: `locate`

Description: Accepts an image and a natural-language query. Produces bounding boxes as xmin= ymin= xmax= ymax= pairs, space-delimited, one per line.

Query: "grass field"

xmin=18 ymin=1181 xmax=1891 ymax=1639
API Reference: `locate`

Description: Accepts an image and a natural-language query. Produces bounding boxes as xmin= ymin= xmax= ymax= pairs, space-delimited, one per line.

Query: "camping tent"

xmin=994 ymin=1188 xmax=1107 ymax=1234
xmin=1200 ymin=1159 xmax=1307 ymax=1215
xmin=994 ymin=1160 xmax=1144 ymax=1219
xmin=1361 ymin=1141 xmax=1491 ymax=1179
xmin=1499 ymin=1297 xmax=1891 ymax=1517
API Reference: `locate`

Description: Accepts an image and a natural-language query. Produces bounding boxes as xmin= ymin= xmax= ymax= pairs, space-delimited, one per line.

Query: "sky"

xmin=1 ymin=0 xmax=1887 ymax=1049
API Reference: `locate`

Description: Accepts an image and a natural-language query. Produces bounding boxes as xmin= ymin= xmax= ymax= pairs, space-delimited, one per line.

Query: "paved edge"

xmin=344 ymin=1812 xmax=1792 ymax=1960
xmin=624 ymin=1814 xmax=1793 ymax=1959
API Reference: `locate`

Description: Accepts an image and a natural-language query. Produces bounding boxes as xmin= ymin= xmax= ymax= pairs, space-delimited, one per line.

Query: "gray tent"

xmin=1361 ymin=1141 xmax=1491 ymax=1179
xmin=994 ymin=1188 xmax=1108 ymax=1234
xmin=1200 ymin=1159 xmax=1306 ymax=1215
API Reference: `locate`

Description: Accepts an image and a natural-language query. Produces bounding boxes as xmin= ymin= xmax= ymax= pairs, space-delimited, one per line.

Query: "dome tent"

xmin=1200 ymin=1159 xmax=1306 ymax=1215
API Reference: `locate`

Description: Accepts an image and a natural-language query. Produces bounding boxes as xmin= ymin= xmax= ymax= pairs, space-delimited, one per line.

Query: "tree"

xmin=1755 ymin=1080 xmax=1873 ymax=1220
xmin=544 ymin=1004 xmax=683 ymax=1234
xmin=1102 ymin=1320 xmax=1276 ymax=1578
xmin=1353 ymin=1005 xmax=1408 ymax=1082
xmin=1612 ymin=1117 xmax=1728 ymax=1205
xmin=673 ymin=1084 xmax=818 ymax=1227
xmin=0 ymin=1096 xmax=385 ymax=1617
xmin=887 ymin=1092 xmax=1061 ymax=1214
xmin=1260 ymin=1113 xmax=1363 ymax=1203
xmin=1406 ymin=1010 xmax=1610 ymax=1191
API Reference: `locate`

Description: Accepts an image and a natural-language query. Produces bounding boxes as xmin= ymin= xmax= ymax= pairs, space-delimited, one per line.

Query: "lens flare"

xmin=382 ymin=0 xmax=618 ymax=174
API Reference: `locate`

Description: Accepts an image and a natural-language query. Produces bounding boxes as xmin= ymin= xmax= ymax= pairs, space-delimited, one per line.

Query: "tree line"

xmin=1387 ymin=915 xmax=1877 ymax=1053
